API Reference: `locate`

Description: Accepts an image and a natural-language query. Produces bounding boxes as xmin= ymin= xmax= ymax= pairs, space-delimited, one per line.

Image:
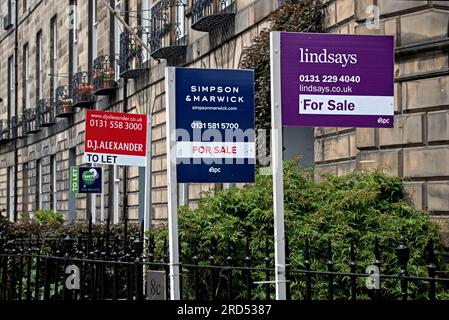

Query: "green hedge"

xmin=149 ymin=161 xmax=449 ymax=300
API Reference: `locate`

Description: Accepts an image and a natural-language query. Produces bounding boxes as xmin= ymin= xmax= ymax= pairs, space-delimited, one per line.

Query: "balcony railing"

xmin=37 ymin=99 xmax=55 ymax=128
xmin=71 ymin=72 xmax=95 ymax=108
xmin=0 ymin=119 xmax=10 ymax=145
xmin=23 ymin=108 xmax=41 ymax=135
xmin=150 ymin=0 xmax=187 ymax=60
xmin=119 ymin=29 xmax=149 ymax=79
xmin=55 ymin=86 xmax=74 ymax=118
xmin=10 ymin=116 xmax=24 ymax=140
xmin=191 ymin=0 xmax=236 ymax=32
xmin=93 ymin=55 xmax=119 ymax=95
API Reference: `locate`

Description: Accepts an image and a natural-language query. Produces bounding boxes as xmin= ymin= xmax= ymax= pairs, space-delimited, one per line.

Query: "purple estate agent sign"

xmin=280 ymin=32 xmax=394 ymax=128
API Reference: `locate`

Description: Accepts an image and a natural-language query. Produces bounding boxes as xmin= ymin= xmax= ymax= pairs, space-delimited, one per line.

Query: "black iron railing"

xmin=37 ymin=99 xmax=55 ymax=128
xmin=119 ymin=28 xmax=150 ymax=79
xmin=93 ymin=55 xmax=119 ymax=95
xmin=0 ymin=119 xmax=10 ymax=144
xmin=23 ymin=108 xmax=40 ymax=135
xmin=0 ymin=232 xmax=448 ymax=301
xmin=71 ymin=72 xmax=95 ymax=108
xmin=150 ymin=0 xmax=187 ymax=59
xmin=54 ymin=86 xmax=74 ymax=118
xmin=191 ymin=0 xmax=236 ymax=32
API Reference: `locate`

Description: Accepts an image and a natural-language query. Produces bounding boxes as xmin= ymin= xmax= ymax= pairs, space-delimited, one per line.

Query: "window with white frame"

xmin=23 ymin=162 xmax=29 ymax=215
xmin=24 ymin=0 xmax=30 ymax=13
xmin=36 ymin=31 xmax=43 ymax=100
xmin=9 ymin=0 xmax=16 ymax=25
xmin=114 ymin=0 xmax=121 ymax=80
xmin=36 ymin=159 xmax=42 ymax=210
xmin=23 ymin=43 xmax=29 ymax=109
xmin=8 ymin=55 xmax=15 ymax=118
xmin=71 ymin=1 xmax=78 ymax=74
xmin=176 ymin=0 xmax=187 ymax=39
xmin=142 ymin=0 xmax=150 ymax=62
xmin=50 ymin=16 xmax=58 ymax=99
xmin=7 ymin=166 xmax=15 ymax=222
xmin=50 ymin=155 xmax=57 ymax=212
xmin=92 ymin=0 xmax=98 ymax=60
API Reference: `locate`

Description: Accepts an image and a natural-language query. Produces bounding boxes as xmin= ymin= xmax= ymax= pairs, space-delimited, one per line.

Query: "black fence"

xmin=0 ymin=229 xmax=448 ymax=301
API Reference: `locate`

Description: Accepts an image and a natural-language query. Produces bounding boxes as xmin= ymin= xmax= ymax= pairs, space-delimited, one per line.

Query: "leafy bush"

xmin=150 ymin=161 xmax=449 ymax=300
xmin=33 ymin=210 xmax=64 ymax=224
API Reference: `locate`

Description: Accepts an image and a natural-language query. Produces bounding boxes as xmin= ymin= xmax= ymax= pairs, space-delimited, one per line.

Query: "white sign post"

xmin=165 ymin=67 xmax=181 ymax=300
xmin=270 ymin=31 xmax=287 ymax=300
xmin=144 ymin=116 xmax=153 ymax=232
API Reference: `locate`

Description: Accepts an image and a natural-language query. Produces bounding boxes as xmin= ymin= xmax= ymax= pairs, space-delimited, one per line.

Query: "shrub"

xmin=150 ymin=161 xmax=449 ymax=300
xmin=33 ymin=210 xmax=64 ymax=224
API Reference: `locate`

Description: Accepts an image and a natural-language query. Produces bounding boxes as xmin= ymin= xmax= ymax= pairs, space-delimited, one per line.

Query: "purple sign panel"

xmin=279 ymin=32 xmax=394 ymax=128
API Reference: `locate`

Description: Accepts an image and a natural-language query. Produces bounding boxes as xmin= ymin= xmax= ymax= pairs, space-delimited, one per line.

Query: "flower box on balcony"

xmin=73 ymin=85 xmax=95 ymax=108
xmin=93 ymin=67 xmax=118 ymax=96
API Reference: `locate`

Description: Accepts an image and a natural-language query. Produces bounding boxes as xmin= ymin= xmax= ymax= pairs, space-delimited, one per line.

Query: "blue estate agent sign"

xmin=174 ymin=68 xmax=255 ymax=183
xmin=70 ymin=166 xmax=103 ymax=193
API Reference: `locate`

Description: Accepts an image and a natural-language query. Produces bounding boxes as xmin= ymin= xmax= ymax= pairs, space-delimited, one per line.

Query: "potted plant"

xmin=77 ymin=85 xmax=94 ymax=101
xmin=61 ymin=98 xmax=73 ymax=113
xmin=101 ymin=67 xmax=115 ymax=88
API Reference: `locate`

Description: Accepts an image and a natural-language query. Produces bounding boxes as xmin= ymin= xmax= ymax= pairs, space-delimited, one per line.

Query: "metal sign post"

xmin=269 ymin=31 xmax=394 ymax=300
xmin=165 ymin=66 xmax=255 ymax=300
xmin=270 ymin=31 xmax=287 ymax=300
xmin=165 ymin=67 xmax=181 ymax=300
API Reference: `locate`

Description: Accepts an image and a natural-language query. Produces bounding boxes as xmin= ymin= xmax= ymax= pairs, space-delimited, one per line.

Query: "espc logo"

xmin=377 ymin=117 xmax=390 ymax=125
xmin=209 ymin=167 xmax=221 ymax=174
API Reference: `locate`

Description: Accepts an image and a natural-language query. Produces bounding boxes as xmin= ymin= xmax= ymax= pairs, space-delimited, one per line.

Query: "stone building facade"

xmin=0 ymin=0 xmax=279 ymax=224
xmin=0 ymin=0 xmax=448 ymax=232
xmin=317 ymin=0 xmax=449 ymax=236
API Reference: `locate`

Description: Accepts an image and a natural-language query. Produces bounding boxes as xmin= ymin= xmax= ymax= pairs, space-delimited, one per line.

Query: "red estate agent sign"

xmin=83 ymin=109 xmax=148 ymax=166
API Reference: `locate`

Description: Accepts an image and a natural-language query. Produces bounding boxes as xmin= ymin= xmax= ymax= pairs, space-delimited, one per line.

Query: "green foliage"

xmin=150 ymin=161 xmax=449 ymax=300
xmin=240 ymin=0 xmax=323 ymax=160
xmin=33 ymin=210 xmax=64 ymax=224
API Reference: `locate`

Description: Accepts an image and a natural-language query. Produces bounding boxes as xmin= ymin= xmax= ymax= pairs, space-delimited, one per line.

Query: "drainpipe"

xmin=13 ymin=0 xmax=19 ymax=222
xmin=85 ymin=0 xmax=94 ymax=224
xmin=122 ymin=0 xmax=129 ymax=250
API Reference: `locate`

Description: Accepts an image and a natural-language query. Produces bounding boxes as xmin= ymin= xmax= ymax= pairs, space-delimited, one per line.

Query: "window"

xmin=114 ymin=0 xmax=121 ymax=79
xmin=8 ymin=55 xmax=15 ymax=118
xmin=50 ymin=155 xmax=57 ymax=212
xmin=70 ymin=1 xmax=78 ymax=74
xmin=50 ymin=16 xmax=57 ymax=99
xmin=142 ymin=0 xmax=150 ymax=62
xmin=68 ymin=148 xmax=76 ymax=220
xmin=23 ymin=43 xmax=29 ymax=111
xmin=23 ymin=162 xmax=29 ymax=216
xmin=92 ymin=0 xmax=97 ymax=60
xmin=7 ymin=166 xmax=15 ymax=222
xmin=36 ymin=31 xmax=43 ymax=100
xmin=176 ymin=0 xmax=187 ymax=39
xmin=23 ymin=0 xmax=29 ymax=13
xmin=36 ymin=159 xmax=42 ymax=210
xmin=8 ymin=0 xmax=16 ymax=26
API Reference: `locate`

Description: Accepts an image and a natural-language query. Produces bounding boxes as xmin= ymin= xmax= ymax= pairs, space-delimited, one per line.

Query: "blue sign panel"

xmin=78 ymin=167 xmax=102 ymax=193
xmin=175 ymin=68 xmax=255 ymax=183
